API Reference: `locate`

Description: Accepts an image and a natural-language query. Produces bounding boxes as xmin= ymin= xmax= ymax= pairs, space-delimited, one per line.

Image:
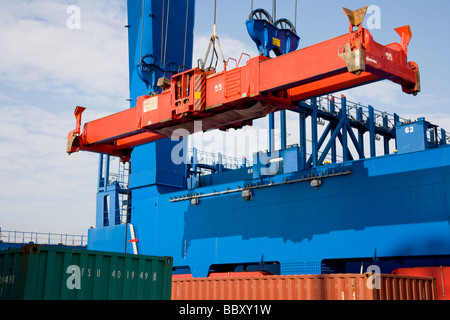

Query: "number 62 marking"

xmin=405 ymin=126 xmax=414 ymax=134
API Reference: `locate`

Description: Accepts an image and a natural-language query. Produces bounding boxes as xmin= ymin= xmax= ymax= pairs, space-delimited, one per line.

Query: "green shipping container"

xmin=0 ymin=245 xmax=173 ymax=300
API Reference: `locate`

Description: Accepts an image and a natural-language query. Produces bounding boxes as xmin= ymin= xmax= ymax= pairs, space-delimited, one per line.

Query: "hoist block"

xmin=246 ymin=8 xmax=300 ymax=57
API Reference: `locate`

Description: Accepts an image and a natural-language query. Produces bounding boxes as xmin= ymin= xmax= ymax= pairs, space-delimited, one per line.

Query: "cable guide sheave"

xmin=67 ymin=6 xmax=420 ymax=161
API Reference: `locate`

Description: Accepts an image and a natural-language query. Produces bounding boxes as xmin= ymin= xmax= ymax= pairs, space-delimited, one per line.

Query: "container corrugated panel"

xmin=172 ymin=273 xmax=437 ymax=300
xmin=392 ymin=267 xmax=450 ymax=300
xmin=0 ymin=245 xmax=173 ymax=300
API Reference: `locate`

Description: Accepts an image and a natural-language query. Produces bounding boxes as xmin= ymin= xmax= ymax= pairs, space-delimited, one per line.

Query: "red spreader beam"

xmin=67 ymin=8 xmax=420 ymax=162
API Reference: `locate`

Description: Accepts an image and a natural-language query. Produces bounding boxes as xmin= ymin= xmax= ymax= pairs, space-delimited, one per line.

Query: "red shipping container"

xmin=172 ymin=273 xmax=437 ymax=301
xmin=392 ymin=267 xmax=450 ymax=300
xmin=173 ymin=272 xmax=272 ymax=279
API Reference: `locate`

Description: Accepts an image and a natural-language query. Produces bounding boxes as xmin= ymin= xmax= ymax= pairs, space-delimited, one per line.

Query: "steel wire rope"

xmin=295 ymin=0 xmax=298 ymax=29
xmin=163 ymin=0 xmax=171 ymax=68
xmin=208 ymin=0 xmax=218 ymax=70
xmin=161 ymin=0 xmax=165 ymax=62
xmin=139 ymin=0 xmax=146 ymax=65
xmin=182 ymin=0 xmax=190 ymax=69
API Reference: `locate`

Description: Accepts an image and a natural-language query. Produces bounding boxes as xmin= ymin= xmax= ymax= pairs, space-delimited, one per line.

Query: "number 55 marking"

xmin=215 ymin=84 xmax=223 ymax=92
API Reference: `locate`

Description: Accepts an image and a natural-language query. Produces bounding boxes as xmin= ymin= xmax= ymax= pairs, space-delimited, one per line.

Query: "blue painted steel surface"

xmin=396 ymin=117 xmax=440 ymax=154
xmin=94 ymin=0 xmax=194 ymax=239
xmin=246 ymin=10 xmax=300 ymax=57
xmin=127 ymin=0 xmax=195 ymax=99
xmin=96 ymin=155 xmax=129 ymax=227
xmin=88 ymin=1 xmax=450 ymax=278
xmin=90 ymin=141 xmax=450 ymax=277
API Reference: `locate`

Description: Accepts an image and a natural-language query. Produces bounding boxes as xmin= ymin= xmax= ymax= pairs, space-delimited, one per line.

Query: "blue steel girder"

xmin=295 ymin=95 xmax=398 ymax=169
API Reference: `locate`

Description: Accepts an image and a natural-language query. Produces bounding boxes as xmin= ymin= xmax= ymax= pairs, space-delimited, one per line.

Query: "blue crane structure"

xmin=85 ymin=0 xmax=450 ymax=278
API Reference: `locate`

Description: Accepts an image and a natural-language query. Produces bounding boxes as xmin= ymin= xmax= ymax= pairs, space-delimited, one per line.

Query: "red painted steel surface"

xmin=67 ymin=19 xmax=420 ymax=161
xmin=392 ymin=267 xmax=450 ymax=300
xmin=172 ymin=272 xmax=272 ymax=279
xmin=171 ymin=273 xmax=436 ymax=300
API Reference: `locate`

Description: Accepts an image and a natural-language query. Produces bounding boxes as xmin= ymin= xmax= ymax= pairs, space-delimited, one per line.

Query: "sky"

xmin=0 ymin=0 xmax=449 ymax=236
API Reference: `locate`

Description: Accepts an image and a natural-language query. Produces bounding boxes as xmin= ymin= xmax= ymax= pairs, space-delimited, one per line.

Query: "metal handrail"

xmin=0 ymin=229 xmax=87 ymax=247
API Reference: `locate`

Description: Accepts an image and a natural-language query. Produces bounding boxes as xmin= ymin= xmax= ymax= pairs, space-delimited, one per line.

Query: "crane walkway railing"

xmin=0 ymin=228 xmax=87 ymax=247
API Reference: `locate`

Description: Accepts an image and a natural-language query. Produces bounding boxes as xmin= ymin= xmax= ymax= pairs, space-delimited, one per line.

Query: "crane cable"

xmin=138 ymin=0 xmax=146 ymax=66
xmin=295 ymin=0 xmax=298 ymax=29
xmin=201 ymin=0 xmax=226 ymax=70
xmin=163 ymin=0 xmax=171 ymax=68
xmin=140 ymin=0 xmax=189 ymax=72
xmin=161 ymin=0 xmax=165 ymax=63
xmin=272 ymin=0 xmax=276 ymax=21
xmin=182 ymin=0 xmax=190 ymax=70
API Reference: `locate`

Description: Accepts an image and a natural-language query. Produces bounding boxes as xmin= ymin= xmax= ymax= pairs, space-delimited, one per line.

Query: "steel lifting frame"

xmin=292 ymin=95 xmax=400 ymax=170
xmin=67 ymin=8 xmax=420 ymax=162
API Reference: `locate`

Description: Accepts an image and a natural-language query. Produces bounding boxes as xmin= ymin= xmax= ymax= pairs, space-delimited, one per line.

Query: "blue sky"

xmin=0 ymin=0 xmax=449 ymax=236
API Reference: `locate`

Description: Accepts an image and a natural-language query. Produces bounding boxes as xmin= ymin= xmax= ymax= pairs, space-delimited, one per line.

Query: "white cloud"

xmin=0 ymin=0 xmax=129 ymax=112
xmin=338 ymin=81 xmax=401 ymax=109
xmin=0 ymin=0 xmax=128 ymax=236
xmin=0 ymin=104 xmax=99 ymax=234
